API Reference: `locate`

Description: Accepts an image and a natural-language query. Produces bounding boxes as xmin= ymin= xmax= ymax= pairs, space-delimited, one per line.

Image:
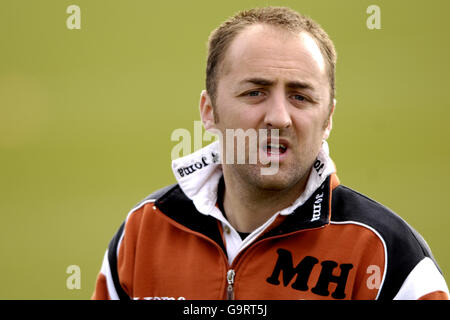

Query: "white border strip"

xmin=393 ymin=257 xmax=449 ymax=300
xmin=100 ymin=250 xmax=119 ymax=300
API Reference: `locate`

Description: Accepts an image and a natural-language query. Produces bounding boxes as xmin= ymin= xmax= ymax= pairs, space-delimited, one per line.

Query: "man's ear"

xmin=323 ymin=98 xmax=336 ymax=140
xmin=199 ymin=90 xmax=216 ymax=130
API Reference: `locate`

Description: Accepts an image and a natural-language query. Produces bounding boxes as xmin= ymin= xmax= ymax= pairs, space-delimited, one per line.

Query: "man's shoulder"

xmin=122 ymin=183 xmax=185 ymax=224
xmin=130 ymin=183 xmax=209 ymax=228
xmin=135 ymin=183 xmax=180 ymax=207
xmin=331 ymin=184 xmax=441 ymax=299
xmin=331 ymin=184 xmax=431 ymax=253
xmin=332 ymin=184 xmax=402 ymax=223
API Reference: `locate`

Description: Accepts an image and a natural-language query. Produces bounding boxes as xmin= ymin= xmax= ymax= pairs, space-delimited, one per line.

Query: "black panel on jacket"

xmin=154 ymin=185 xmax=227 ymax=255
xmin=331 ymin=184 xmax=440 ymax=300
xmin=107 ymin=221 xmax=130 ymax=300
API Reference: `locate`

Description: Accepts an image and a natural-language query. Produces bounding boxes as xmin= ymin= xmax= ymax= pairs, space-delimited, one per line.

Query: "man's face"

xmin=201 ymin=24 xmax=334 ymax=191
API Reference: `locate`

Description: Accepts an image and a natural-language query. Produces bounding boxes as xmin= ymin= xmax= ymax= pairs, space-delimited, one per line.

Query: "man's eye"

xmin=292 ymin=94 xmax=306 ymax=101
xmin=247 ymin=91 xmax=262 ymax=97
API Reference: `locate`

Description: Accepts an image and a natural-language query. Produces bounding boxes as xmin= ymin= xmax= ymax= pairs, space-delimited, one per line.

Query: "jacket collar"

xmin=171 ymin=140 xmax=336 ymax=222
xmin=154 ymin=173 xmax=333 ymax=256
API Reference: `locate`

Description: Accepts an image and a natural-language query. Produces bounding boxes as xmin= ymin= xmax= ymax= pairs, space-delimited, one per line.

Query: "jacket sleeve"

xmin=91 ymin=221 xmax=130 ymax=300
xmin=393 ymin=257 xmax=449 ymax=300
xmin=91 ymin=251 xmax=115 ymax=300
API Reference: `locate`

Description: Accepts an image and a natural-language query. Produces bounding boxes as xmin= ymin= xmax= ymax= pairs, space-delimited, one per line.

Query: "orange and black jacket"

xmin=92 ymin=142 xmax=449 ymax=300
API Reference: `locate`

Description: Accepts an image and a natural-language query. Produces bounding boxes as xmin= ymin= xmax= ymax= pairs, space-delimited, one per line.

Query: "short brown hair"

xmin=206 ymin=6 xmax=337 ymax=107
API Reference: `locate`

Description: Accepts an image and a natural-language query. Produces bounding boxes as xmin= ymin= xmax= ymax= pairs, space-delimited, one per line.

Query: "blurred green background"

xmin=1 ymin=0 xmax=449 ymax=299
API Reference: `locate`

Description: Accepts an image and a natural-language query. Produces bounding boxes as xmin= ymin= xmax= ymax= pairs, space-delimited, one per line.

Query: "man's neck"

xmin=220 ymin=168 xmax=310 ymax=233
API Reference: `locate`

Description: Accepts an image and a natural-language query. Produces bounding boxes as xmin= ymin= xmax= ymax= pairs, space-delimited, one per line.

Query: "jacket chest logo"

xmin=176 ymin=152 xmax=219 ymax=178
xmin=266 ymin=248 xmax=353 ymax=299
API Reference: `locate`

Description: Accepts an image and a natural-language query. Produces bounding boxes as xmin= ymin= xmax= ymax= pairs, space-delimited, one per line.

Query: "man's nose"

xmin=263 ymin=92 xmax=292 ymax=129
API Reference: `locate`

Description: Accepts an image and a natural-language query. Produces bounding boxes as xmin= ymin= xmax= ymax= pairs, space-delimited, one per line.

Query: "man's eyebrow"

xmin=238 ymin=78 xmax=315 ymax=90
xmin=238 ymin=78 xmax=275 ymax=86
xmin=286 ymin=80 xmax=315 ymax=91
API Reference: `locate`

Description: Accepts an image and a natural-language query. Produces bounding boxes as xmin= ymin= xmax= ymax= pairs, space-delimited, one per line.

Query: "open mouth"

xmin=262 ymin=142 xmax=288 ymax=155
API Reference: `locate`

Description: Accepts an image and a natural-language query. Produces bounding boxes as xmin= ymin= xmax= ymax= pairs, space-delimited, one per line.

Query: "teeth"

xmin=268 ymin=144 xmax=286 ymax=150
xmin=264 ymin=143 xmax=287 ymax=152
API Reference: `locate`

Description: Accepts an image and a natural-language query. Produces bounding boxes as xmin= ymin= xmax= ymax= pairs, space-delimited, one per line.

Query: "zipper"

xmin=157 ymin=205 xmax=328 ymax=299
xmin=226 ymin=269 xmax=235 ymax=300
xmin=223 ymin=224 xmax=328 ymax=299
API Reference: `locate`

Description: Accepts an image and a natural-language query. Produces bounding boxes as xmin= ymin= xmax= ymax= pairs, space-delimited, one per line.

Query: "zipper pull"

xmin=226 ymin=269 xmax=235 ymax=300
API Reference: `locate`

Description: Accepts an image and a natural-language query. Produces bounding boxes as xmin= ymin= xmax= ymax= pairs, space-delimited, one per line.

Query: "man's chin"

xmin=239 ymin=164 xmax=306 ymax=192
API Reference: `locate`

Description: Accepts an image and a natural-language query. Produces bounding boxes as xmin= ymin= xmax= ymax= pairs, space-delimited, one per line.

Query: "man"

xmin=92 ymin=7 xmax=449 ymax=300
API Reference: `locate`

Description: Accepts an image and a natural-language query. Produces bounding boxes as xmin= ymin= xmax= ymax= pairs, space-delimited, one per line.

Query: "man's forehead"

xmin=220 ymin=24 xmax=327 ymax=81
